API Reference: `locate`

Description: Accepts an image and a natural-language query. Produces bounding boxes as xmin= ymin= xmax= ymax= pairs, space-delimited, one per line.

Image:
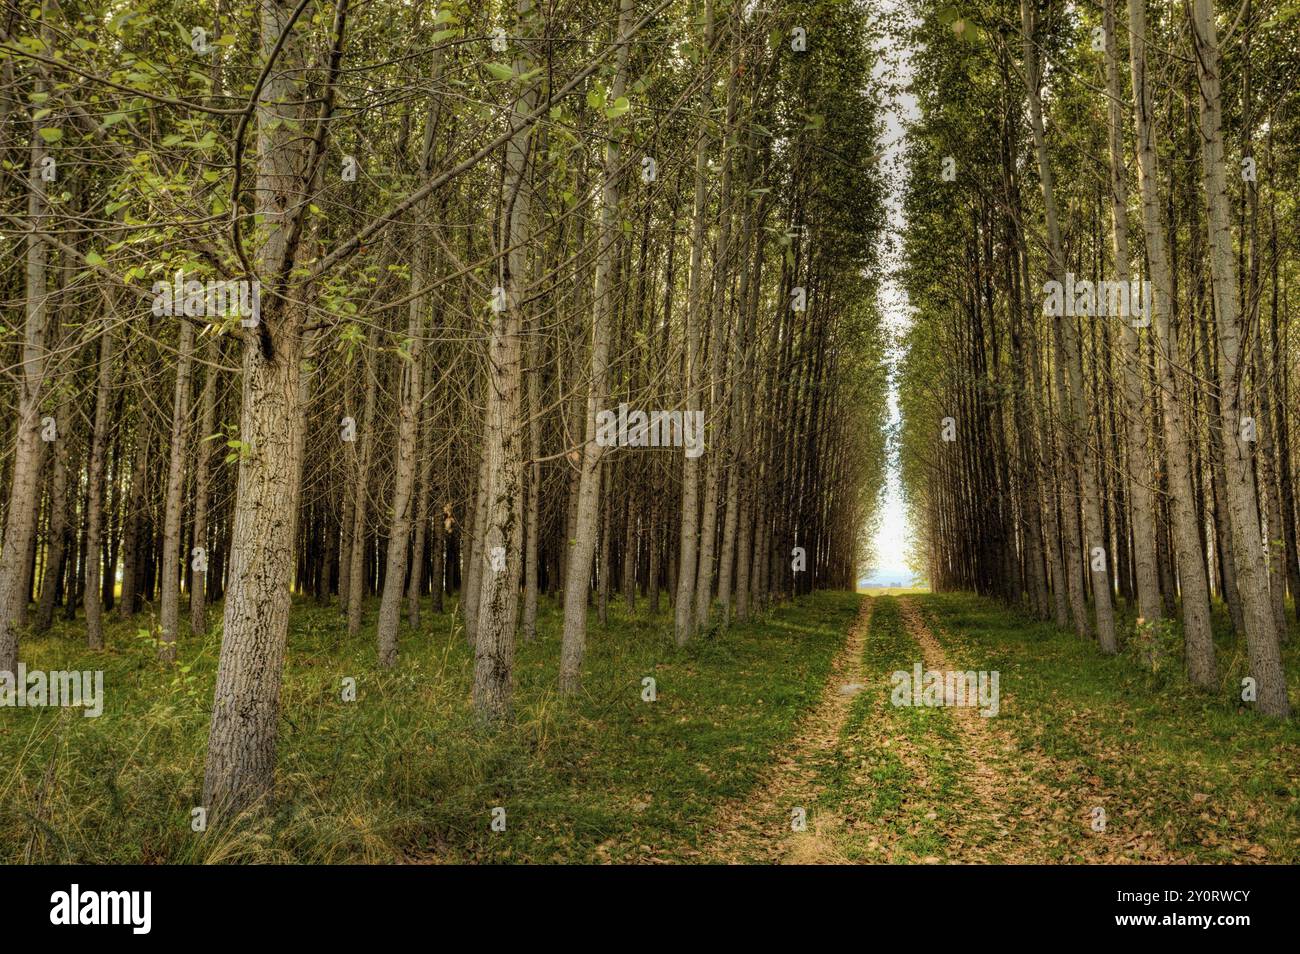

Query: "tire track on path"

xmin=704 ymin=596 xmax=873 ymax=864
xmin=899 ymin=597 xmax=1173 ymax=863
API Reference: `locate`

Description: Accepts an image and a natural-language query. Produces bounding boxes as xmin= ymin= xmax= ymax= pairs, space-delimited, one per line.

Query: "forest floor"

xmin=709 ymin=594 xmax=1300 ymax=864
xmin=1 ymin=590 xmax=1296 ymax=863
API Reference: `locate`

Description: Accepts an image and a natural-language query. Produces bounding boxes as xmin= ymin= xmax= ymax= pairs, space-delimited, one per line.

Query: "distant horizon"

xmin=859 ymin=566 xmax=920 ymax=587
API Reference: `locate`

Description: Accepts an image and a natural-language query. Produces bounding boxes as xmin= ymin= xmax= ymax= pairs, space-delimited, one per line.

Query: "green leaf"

xmin=484 ymin=62 xmax=515 ymax=81
xmin=37 ymin=127 xmax=62 ymax=143
xmin=85 ymin=251 xmax=105 ymax=267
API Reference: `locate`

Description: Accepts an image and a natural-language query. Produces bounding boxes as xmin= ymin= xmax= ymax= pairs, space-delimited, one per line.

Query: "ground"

xmin=2 ymin=591 xmax=1296 ymax=863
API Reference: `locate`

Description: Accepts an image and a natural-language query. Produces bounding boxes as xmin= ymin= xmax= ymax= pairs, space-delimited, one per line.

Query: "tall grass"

xmin=1 ymin=590 xmax=859 ymax=864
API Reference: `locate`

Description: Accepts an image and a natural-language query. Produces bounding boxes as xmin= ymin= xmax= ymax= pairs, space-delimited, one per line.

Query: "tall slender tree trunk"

xmin=118 ymin=428 xmax=151 ymax=619
xmin=375 ymin=286 xmax=424 ymax=666
xmin=1266 ymin=128 xmax=1300 ymax=626
xmin=1022 ymin=0 xmax=1116 ymax=652
xmin=621 ymin=485 xmax=637 ymax=611
xmin=202 ymin=0 xmax=324 ymax=817
xmin=1103 ymin=0 xmax=1161 ymax=621
xmin=694 ymin=39 xmax=740 ymax=632
xmin=84 ymin=317 xmax=114 ymax=650
xmin=159 ymin=319 xmax=195 ymax=662
xmin=462 ymin=450 xmax=487 ymax=645
xmin=1240 ymin=43 xmax=1288 ymax=641
xmin=35 ymin=403 xmax=71 ymax=632
xmin=1127 ymin=0 xmax=1215 ymax=685
xmin=380 ymin=73 xmax=443 ymax=661
xmin=191 ymin=336 xmax=219 ymax=634
xmin=558 ymin=0 xmax=633 ymax=692
xmin=346 ymin=328 xmax=379 ymax=638
xmin=0 ymin=78 xmax=52 ymax=677
xmin=473 ymin=0 xmax=544 ymax=722
xmin=523 ymin=336 xmax=541 ymax=642
xmin=1188 ymin=0 xmax=1288 ymax=716
xmin=674 ymin=0 xmax=715 ymax=647
xmin=408 ymin=342 xmax=436 ymax=628
xmin=202 ymin=322 xmax=306 ymax=817
xmin=733 ymin=484 xmax=752 ymax=623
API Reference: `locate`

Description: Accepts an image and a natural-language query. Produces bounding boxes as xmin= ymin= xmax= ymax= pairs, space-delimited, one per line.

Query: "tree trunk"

xmin=202 ymin=0 xmax=320 ymax=817
xmin=472 ymin=0 xmax=544 ymax=723
xmin=346 ymin=327 xmax=379 ymax=638
xmin=1022 ymin=0 xmax=1116 ymax=652
xmin=159 ymin=319 xmax=195 ymax=662
xmin=407 ymin=342 xmax=436 ymax=628
xmin=84 ymin=320 xmax=114 ymax=650
xmin=0 ymin=89 xmax=52 ymax=677
xmin=558 ymin=0 xmax=633 ymax=692
xmin=1103 ymin=0 xmax=1161 ymax=622
xmin=1127 ymin=0 xmax=1216 ymax=685
xmin=191 ymin=336 xmax=219 ymax=635
xmin=375 ymin=297 xmax=422 ymax=665
xmin=522 ymin=335 xmax=541 ymax=641
xmin=673 ymin=0 xmax=715 ymax=647
xmin=35 ymin=403 xmax=71 ymax=633
xmin=1188 ymin=0 xmax=1288 ymax=716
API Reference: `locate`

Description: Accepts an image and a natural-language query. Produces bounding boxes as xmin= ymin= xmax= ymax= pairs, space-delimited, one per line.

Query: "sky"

xmin=866 ymin=1 xmax=920 ymax=580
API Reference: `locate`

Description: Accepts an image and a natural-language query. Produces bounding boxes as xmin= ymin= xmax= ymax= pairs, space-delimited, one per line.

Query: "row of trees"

xmin=897 ymin=0 xmax=1296 ymax=717
xmin=0 ymin=0 xmax=888 ymax=819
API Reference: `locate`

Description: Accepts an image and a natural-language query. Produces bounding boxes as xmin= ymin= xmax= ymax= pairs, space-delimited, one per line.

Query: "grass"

xmin=913 ymin=592 xmax=1300 ymax=863
xmin=0 ymin=590 xmax=859 ymax=864
xmin=809 ymin=596 xmax=970 ymax=862
xmin=792 ymin=593 xmax=1299 ymax=863
xmin=5 ymin=587 xmax=1293 ymax=864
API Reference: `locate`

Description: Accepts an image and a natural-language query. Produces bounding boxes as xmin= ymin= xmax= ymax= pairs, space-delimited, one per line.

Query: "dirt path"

xmin=704 ymin=596 xmax=874 ymax=864
xmin=897 ymin=597 xmax=1182 ymax=864
xmin=896 ymin=597 xmax=1052 ymax=862
xmin=705 ymin=594 xmax=1183 ymax=864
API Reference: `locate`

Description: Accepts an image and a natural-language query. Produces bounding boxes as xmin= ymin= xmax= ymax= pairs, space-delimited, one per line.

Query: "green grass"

xmin=7 ymin=587 xmax=1292 ymax=864
xmin=0 ymin=590 xmax=858 ymax=864
xmin=914 ymin=592 xmax=1300 ymax=863
xmin=810 ymin=596 xmax=968 ymax=862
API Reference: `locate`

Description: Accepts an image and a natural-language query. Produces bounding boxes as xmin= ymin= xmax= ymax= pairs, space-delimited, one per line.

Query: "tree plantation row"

xmin=897 ymin=0 xmax=1298 ymax=718
xmin=0 ymin=0 xmax=890 ymax=824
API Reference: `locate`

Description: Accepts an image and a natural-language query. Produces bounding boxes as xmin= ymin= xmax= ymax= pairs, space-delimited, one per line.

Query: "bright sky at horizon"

xmin=868 ymin=2 xmax=919 ymax=577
